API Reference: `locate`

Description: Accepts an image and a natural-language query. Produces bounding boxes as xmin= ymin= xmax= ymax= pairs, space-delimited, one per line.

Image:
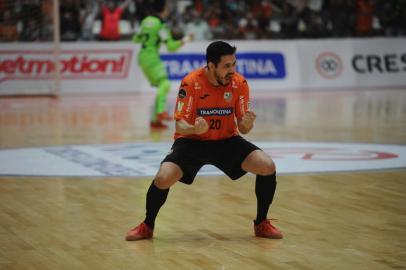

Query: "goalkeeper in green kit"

xmin=132 ymin=0 xmax=193 ymax=128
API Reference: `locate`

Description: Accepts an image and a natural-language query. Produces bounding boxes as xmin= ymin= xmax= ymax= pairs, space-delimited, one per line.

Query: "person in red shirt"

xmin=355 ymin=0 xmax=374 ymax=36
xmin=126 ymin=41 xmax=283 ymax=241
xmin=99 ymin=0 xmax=131 ymax=41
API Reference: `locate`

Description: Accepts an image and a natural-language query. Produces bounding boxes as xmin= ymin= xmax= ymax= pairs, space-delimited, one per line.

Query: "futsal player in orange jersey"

xmin=126 ymin=41 xmax=282 ymax=240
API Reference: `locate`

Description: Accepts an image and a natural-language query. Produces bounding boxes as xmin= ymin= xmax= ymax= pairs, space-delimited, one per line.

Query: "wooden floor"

xmin=0 ymin=88 xmax=405 ymax=270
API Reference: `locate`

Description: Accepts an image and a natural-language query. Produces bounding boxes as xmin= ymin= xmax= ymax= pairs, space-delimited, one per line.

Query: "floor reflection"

xmin=1 ymin=88 xmax=405 ymax=148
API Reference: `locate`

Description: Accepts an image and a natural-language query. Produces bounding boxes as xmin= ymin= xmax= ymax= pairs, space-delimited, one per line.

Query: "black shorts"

xmin=162 ymin=135 xmax=260 ymax=184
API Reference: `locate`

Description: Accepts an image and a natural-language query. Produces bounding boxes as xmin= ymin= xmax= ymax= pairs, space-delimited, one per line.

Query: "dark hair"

xmin=151 ymin=0 xmax=166 ymax=13
xmin=206 ymin=41 xmax=237 ymax=66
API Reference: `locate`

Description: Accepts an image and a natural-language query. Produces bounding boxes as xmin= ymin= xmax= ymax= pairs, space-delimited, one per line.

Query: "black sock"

xmin=254 ymin=173 xmax=277 ymax=225
xmin=143 ymin=181 xmax=169 ymax=229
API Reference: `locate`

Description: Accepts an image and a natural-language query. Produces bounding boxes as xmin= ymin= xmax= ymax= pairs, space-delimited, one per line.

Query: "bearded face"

xmin=211 ymin=55 xmax=236 ymax=86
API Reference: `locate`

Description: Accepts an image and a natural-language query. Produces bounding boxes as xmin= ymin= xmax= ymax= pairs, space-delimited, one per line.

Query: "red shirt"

xmin=100 ymin=6 xmax=123 ymax=40
xmin=356 ymin=0 xmax=374 ymax=34
xmin=174 ymin=67 xmax=250 ymax=141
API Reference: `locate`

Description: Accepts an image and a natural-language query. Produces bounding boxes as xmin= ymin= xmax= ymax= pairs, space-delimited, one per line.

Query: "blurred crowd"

xmin=1 ymin=0 xmax=406 ymax=42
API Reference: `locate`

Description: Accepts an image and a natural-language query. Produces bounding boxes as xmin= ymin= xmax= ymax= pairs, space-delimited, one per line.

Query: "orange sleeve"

xmin=174 ymin=77 xmax=195 ymax=122
xmin=235 ymin=78 xmax=250 ymax=120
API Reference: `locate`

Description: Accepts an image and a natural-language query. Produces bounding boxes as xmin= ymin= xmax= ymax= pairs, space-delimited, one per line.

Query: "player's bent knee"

xmin=153 ymin=162 xmax=183 ymax=189
xmin=154 ymin=174 xmax=177 ymax=189
xmin=258 ymin=159 xmax=276 ymax=176
xmin=242 ymin=150 xmax=276 ymax=175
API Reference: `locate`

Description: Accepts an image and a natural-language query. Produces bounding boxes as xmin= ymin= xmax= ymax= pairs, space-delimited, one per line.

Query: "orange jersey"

xmin=174 ymin=67 xmax=250 ymax=140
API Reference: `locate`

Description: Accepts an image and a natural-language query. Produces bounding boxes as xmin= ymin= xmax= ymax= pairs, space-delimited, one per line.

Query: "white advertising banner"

xmin=298 ymin=38 xmax=406 ymax=89
xmin=351 ymin=38 xmax=406 ymax=87
xmin=297 ymin=39 xmax=356 ymax=88
xmin=0 ymin=42 xmax=144 ymax=95
xmin=0 ymin=38 xmax=405 ymax=95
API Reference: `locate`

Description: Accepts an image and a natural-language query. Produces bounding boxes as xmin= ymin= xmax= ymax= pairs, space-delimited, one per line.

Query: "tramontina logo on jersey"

xmin=161 ymin=53 xmax=286 ymax=80
xmin=197 ymin=107 xmax=234 ymax=116
xmin=0 ymin=49 xmax=132 ymax=83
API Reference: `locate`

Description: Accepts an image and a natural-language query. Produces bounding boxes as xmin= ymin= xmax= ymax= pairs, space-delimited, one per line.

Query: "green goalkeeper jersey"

xmin=132 ymin=15 xmax=182 ymax=54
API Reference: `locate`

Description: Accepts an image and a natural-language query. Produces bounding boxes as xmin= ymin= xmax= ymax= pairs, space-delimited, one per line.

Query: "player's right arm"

xmin=132 ymin=32 xmax=142 ymax=43
xmin=176 ymin=117 xmax=208 ymax=135
xmin=174 ymin=77 xmax=208 ymax=135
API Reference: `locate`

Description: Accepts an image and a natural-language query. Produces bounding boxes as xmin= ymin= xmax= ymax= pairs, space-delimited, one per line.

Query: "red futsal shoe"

xmin=254 ymin=219 xmax=283 ymax=239
xmin=125 ymin=222 xmax=153 ymax=241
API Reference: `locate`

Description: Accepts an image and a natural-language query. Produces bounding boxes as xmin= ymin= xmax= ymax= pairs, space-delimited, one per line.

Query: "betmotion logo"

xmin=0 ymin=49 xmax=132 ymax=83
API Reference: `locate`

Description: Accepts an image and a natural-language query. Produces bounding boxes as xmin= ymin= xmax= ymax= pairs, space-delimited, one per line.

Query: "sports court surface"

xmin=0 ymin=88 xmax=405 ymax=269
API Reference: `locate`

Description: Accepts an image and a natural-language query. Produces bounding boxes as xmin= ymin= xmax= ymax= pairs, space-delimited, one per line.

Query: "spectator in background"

xmin=299 ymin=5 xmax=326 ymax=38
xmin=193 ymin=0 xmax=205 ymax=14
xmin=377 ymin=1 xmax=402 ymax=37
xmin=99 ymin=0 xmax=132 ymax=41
xmin=0 ymin=0 xmax=6 ymax=11
xmin=2 ymin=0 xmax=403 ymax=42
xmin=355 ymin=0 xmax=375 ymax=37
xmin=238 ymin=12 xmax=259 ymax=40
xmin=41 ymin=0 xmax=54 ymax=41
xmin=400 ymin=0 xmax=406 ymax=35
xmin=206 ymin=3 xmax=222 ymax=38
xmin=184 ymin=10 xmax=212 ymax=40
xmin=20 ymin=19 xmax=41 ymax=41
xmin=257 ymin=0 xmax=273 ymax=38
xmin=181 ymin=4 xmax=195 ymax=25
xmin=223 ymin=17 xmax=241 ymax=40
xmin=0 ymin=9 xmax=19 ymax=41
xmin=325 ymin=0 xmax=355 ymax=37
xmin=19 ymin=0 xmax=41 ymax=41
xmin=279 ymin=2 xmax=298 ymax=38
xmin=80 ymin=0 xmax=100 ymax=41
xmin=133 ymin=0 xmax=149 ymax=22
xmin=60 ymin=0 xmax=81 ymax=41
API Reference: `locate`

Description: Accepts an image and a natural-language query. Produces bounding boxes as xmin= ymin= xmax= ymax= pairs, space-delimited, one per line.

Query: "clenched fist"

xmin=194 ymin=117 xmax=209 ymax=135
xmin=242 ymin=111 xmax=256 ymax=124
xmin=238 ymin=110 xmax=256 ymax=134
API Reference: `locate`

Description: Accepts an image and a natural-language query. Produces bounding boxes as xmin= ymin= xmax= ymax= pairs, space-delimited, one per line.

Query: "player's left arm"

xmin=132 ymin=32 xmax=142 ymax=43
xmin=160 ymin=25 xmax=181 ymax=52
xmin=238 ymin=111 xmax=256 ymax=134
xmin=236 ymin=79 xmax=256 ymax=134
xmin=160 ymin=24 xmax=193 ymax=52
